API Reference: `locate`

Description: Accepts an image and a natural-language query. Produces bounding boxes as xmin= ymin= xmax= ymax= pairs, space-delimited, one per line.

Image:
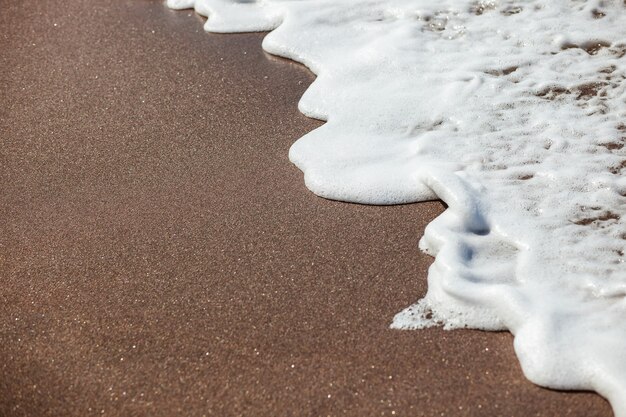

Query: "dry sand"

xmin=0 ymin=0 xmax=612 ymax=415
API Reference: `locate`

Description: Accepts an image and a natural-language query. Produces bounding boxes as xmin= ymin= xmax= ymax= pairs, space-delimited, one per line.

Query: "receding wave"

xmin=168 ymin=0 xmax=626 ymax=413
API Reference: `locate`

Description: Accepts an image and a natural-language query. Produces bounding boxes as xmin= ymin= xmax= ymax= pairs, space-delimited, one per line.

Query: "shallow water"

xmin=167 ymin=0 xmax=626 ymax=413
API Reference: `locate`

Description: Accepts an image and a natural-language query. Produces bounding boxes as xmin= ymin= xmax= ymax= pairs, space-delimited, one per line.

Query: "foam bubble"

xmin=168 ymin=0 xmax=626 ymax=413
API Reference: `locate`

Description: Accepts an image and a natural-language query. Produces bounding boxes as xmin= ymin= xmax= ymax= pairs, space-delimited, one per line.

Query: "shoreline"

xmin=0 ymin=0 xmax=612 ymax=415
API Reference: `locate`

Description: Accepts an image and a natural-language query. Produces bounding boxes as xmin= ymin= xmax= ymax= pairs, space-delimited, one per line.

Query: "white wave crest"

xmin=168 ymin=0 xmax=626 ymax=413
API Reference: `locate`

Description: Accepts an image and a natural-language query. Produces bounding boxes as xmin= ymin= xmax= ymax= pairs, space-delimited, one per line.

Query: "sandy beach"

xmin=0 ymin=0 xmax=612 ymax=415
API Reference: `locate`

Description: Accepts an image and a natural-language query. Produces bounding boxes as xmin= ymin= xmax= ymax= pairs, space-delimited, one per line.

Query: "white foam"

xmin=168 ymin=0 xmax=626 ymax=413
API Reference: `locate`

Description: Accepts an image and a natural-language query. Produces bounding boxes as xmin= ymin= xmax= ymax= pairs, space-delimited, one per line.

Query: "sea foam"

xmin=168 ymin=0 xmax=626 ymax=413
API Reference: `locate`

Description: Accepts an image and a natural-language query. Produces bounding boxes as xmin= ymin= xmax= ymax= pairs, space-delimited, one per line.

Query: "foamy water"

xmin=168 ymin=0 xmax=626 ymax=413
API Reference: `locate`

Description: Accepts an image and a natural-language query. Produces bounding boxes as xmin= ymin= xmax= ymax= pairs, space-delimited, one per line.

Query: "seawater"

xmin=168 ymin=0 xmax=626 ymax=413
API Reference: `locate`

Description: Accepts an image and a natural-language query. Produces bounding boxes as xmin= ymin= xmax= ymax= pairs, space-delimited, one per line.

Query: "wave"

xmin=168 ymin=0 xmax=626 ymax=413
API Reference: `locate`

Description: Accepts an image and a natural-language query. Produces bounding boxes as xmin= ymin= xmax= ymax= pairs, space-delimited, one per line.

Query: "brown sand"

xmin=0 ymin=0 xmax=612 ymax=416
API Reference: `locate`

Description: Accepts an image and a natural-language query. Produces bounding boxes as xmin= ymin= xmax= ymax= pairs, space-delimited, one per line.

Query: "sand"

xmin=0 ymin=0 xmax=612 ymax=415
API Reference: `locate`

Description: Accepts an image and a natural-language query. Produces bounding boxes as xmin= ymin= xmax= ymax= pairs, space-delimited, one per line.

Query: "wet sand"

xmin=0 ymin=0 xmax=612 ymax=415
